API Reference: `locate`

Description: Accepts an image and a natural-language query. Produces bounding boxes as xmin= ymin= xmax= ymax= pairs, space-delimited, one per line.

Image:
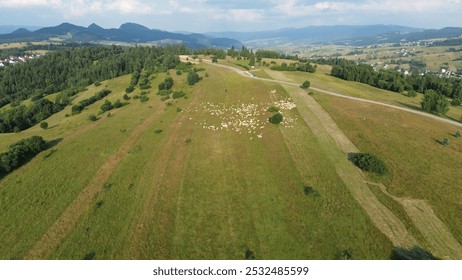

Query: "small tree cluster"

xmin=187 ymin=72 xmax=201 ymax=86
xmin=72 ymin=89 xmax=112 ymax=114
xmin=0 ymin=136 xmax=47 ymax=175
xmin=421 ymin=90 xmax=449 ymax=116
xmin=158 ymin=77 xmax=174 ymax=91
xmin=348 ymin=153 xmax=388 ymax=175
xmin=269 ymin=113 xmax=283 ymax=124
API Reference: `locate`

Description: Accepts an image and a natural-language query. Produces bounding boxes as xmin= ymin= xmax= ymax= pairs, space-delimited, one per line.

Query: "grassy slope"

xmin=314 ymin=93 xmax=462 ymax=246
xmin=0 ymin=63 xmax=393 ymax=259
xmin=261 ymin=64 xmax=462 ymax=122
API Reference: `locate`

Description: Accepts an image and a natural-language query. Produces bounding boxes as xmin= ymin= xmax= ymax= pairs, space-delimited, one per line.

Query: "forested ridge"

xmin=0 ymin=44 xmax=184 ymax=133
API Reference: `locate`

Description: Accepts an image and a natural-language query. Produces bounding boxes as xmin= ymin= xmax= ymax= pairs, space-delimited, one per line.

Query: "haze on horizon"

xmin=0 ymin=0 xmax=461 ymax=33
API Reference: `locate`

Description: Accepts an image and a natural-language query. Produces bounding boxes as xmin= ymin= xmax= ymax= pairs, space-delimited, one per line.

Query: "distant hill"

xmin=207 ymin=25 xmax=462 ymax=47
xmin=206 ymin=25 xmax=423 ymax=47
xmin=0 ymin=22 xmax=242 ymax=49
xmin=0 ymin=25 xmax=41 ymax=35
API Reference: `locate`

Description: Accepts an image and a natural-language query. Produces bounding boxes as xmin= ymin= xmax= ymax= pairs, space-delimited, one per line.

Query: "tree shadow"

xmin=46 ymin=138 xmax=63 ymax=149
xmin=390 ymin=246 xmax=438 ymax=260
xmin=396 ymin=102 xmax=423 ymax=112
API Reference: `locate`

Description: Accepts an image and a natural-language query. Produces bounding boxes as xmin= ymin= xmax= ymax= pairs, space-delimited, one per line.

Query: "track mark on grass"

xmin=128 ymin=95 xmax=199 ymax=259
xmin=269 ymin=75 xmax=417 ymax=248
xmin=25 ymin=104 xmax=165 ymax=259
xmin=367 ymin=181 xmax=462 ymax=259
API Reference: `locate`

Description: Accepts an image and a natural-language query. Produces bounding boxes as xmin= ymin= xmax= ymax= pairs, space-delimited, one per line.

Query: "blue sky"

xmin=0 ymin=0 xmax=461 ymax=32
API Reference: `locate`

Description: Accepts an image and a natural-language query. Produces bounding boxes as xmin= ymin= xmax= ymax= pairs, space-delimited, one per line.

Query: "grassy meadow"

xmin=0 ymin=62 xmax=395 ymax=260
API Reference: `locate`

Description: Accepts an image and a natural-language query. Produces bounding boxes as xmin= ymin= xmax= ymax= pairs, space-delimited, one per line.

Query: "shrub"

xmin=348 ymin=153 xmax=388 ymax=175
xmin=40 ymin=122 xmax=48 ymax=129
xmin=187 ymin=72 xmax=200 ymax=85
xmin=172 ymin=91 xmax=186 ymax=99
xmin=125 ymin=85 xmax=135 ymax=94
xmin=407 ymin=90 xmax=417 ymax=97
xmin=88 ymin=114 xmax=97 ymax=121
xmin=267 ymin=106 xmax=279 ymax=112
xmin=269 ymin=113 xmax=283 ymax=124
xmin=139 ymin=84 xmax=151 ymax=90
xmin=94 ymin=81 xmax=101 ymax=87
xmin=455 ymin=130 xmax=461 ymax=138
xmin=176 ymin=70 xmax=182 ymax=75
xmin=176 ymin=107 xmax=183 ymax=112
xmin=140 ymin=95 xmax=149 ymax=103
xmin=303 ymin=186 xmax=320 ymax=197
xmin=185 ymin=138 xmax=192 ymax=144
xmin=160 ymin=95 xmax=170 ymax=101
xmin=100 ymin=100 xmax=113 ymax=112
xmin=439 ymin=137 xmax=450 ymax=146
xmin=301 ymin=80 xmax=311 ymax=89
xmin=245 ymin=249 xmax=256 ymax=260
xmin=123 ymin=94 xmax=130 ymax=100
xmin=154 ymin=129 xmax=163 ymax=134
xmin=113 ymin=99 xmax=123 ymax=108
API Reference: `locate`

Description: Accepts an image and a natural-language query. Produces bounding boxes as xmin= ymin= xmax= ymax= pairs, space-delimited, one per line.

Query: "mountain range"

xmin=1 ymin=23 xmax=462 ymax=48
xmin=0 ymin=22 xmax=242 ymax=49
xmin=207 ymin=25 xmax=462 ymax=47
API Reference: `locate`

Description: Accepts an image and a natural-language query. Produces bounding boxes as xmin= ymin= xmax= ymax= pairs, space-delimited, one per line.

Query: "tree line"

xmin=326 ymin=58 xmax=462 ymax=101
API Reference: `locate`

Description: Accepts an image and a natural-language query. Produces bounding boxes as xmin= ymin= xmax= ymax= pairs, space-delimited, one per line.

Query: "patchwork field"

xmin=1 ymin=58 xmax=461 ymax=260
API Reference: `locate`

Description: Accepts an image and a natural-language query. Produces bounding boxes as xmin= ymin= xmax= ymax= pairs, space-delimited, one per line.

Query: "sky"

xmin=0 ymin=0 xmax=461 ymax=32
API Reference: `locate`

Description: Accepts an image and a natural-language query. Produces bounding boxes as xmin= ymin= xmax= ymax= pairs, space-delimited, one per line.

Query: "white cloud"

xmin=213 ymin=9 xmax=264 ymax=22
xmin=274 ymin=0 xmax=461 ymax=15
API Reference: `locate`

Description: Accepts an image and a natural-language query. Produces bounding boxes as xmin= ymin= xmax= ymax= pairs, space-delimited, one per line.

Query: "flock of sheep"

xmin=185 ymin=90 xmax=298 ymax=140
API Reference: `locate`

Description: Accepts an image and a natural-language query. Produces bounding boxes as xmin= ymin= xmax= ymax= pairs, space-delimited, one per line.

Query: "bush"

xmin=301 ymin=80 xmax=311 ymax=89
xmin=348 ymin=153 xmax=388 ymax=175
xmin=269 ymin=113 xmax=283 ymax=124
xmin=267 ymin=106 xmax=279 ymax=112
xmin=113 ymin=99 xmax=123 ymax=108
xmin=140 ymin=95 xmax=149 ymax=103
xmin=40 ymin=122 xmax=48 ymax=129
xmin=407 ymin=90 xmax=417 ymax=97
xmin=94 ymin=81 xmax=101 ymax=87
xmin=455 ymin=130 xmax=461 ymax=138
xmin=176 ymin=107 xmax=183 ymax=112
xmin=125 ymin=85 xmax=135 ymax=94
xmin=439 ymin=137 xmax=450 ymax=146
xmin=88 ymin=114 xmax=97 ymax=121
xmin=187 ymin=72 xmax=200 ymax=85
xmin=172 ymin=91 xmax=186 ymax=99
xmin=100 ymin=100 xmax=113 ymax=112
xmin=154 ymin=129 xmax=163 ymax=134
xmin=176 ymin=70 xmax=182 ymax=75
xmin=245 ymin=249 xmax=256 ymax=260
xmin=123 ymin=94 xmax=130 ymax=100
xmin=303 ymin=186 xmax=320 ymax=197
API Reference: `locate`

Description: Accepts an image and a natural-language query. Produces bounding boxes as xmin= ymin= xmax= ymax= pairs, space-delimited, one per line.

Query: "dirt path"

xmin=25 ymin=104 xmax=166 ymax=259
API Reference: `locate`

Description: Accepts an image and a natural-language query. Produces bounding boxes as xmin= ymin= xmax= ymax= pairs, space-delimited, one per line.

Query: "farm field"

xmin=0 ymin=62 xmax=399 ymax=260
